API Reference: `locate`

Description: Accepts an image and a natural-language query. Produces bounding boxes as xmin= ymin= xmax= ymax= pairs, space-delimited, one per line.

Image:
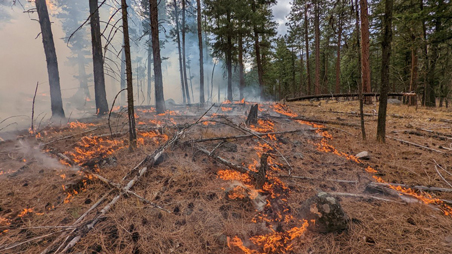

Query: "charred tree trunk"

xmin=149 ymin=0 xmax=166 ymax=113
xmin=304 ymin=5 xmax=311 ymax=95
xmin=377 ymin=0 xmax=393 ymax=143
xmin=355 ymin=0 xmax=366 ymax=140
xmin=409 ymin=47 xmax=418 ymax=106
xmin=246 ymin=104 xmax=259 ymax=125
xmin=35 ymin=0 xmax=65 ymax=118
xmin=196 ymin=0 xmax=205 ymax=104
xmin=89 ymin=0 xmax=109 ymax=115
xmin=314 ymin=0 xmax=320 ymax=95
xmin=299 ymin=47 xmax=304 ymax=96
xmin=226 ymin=10 xmax=233 ymax=101
xmin=121 ymin=0 xmax=137 ymax=149
xmin=182 ymin=0 xmax=191 ymax=103
xmin=335 ymin=20 xmax=342 ymax=94
xmin=173 ymin=0 xmax=186 ymax=104
xmin=251 ymin=1 xmax=264 ymax=99
xmin=120 ymin=43 xmax=126 ymax=104
xmin=239 ymin=32 xmax=245 ymax=100
xmin=147 ymin=35 xmax=152 ymax=105
xmin=359 ymin=0 xmax=372 ymax=104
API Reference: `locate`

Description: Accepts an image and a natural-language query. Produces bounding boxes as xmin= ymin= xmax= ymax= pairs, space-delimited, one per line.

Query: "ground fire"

xmin=1 ymin=101 xmax=452 ymax=253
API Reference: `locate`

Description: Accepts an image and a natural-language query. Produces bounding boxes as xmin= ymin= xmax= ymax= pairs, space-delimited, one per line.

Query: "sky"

xmin=0 ymin=0 xmax=292 ymax=131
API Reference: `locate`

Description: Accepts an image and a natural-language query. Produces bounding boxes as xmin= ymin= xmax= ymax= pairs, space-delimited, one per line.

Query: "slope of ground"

xmin=0 ymin=100 xmax=451 ymax=253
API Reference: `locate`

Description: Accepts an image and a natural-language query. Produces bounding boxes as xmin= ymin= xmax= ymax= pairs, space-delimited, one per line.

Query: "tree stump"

xmin=245 ymin=104 xmax=259 ymax=126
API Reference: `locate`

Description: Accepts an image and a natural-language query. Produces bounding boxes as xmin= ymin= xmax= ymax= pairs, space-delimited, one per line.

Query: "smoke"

xmin=0 ymin=0 xmax=14 ymax=25
xmin=16 ymin=140 xmax=66 ymax=170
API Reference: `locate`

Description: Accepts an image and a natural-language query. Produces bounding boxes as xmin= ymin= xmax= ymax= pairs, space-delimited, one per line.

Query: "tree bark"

xmin=147 ymin=35 xmax=152 ymax=105
xmin=89 ymin=0 xmax=109 ymax=115
xmin=35 ymin=0 xmax=65 ymax=118
xmin=304 ymin=4 xmax=311 ymax=95
xmin=121 ymin=0 xmax=137 ymax=149
xmin=196 ymin=0 xmax=205 ymax=104
xmin=299 ymin=47 xmax=304 ymax=95
xmin=182 ymin=0 xmax=191 ymax=103
xmin=355 ymin=0 xmax=366 ymax=140
xmin=335 ymin=20 xmax=342 ymax=94
xmin=226 ymin=10 xmax=233 ymax=101
xmin=359 ymin=0 xmax=372 ymax=104
xmin=377 ymin=0 xmax=393 ymax=143
xmin=120 ymin=43 xmax=126 ymax=104
xmin=251 ymin=1 xmax=264 ymax=99
xmin=173 ymin=0 xmax=186 ymax=104
xmin=409 ymin=47 xmax=418 ymax=106
xmin=239 ymin=32 xmax=245 ymax=100
xmin=149 ymin=0 xmax=166 ymax=113
xmin=314 ymin=0 xmax=320 ymax=95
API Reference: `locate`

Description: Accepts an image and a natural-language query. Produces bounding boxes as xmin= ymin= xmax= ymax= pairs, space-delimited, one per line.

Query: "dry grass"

xmin=0 ymin=101 xmax=452 ymax=253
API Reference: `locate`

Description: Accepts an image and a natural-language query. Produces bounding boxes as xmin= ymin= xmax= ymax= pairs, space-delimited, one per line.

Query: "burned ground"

xmin=1 ymin=100 xmax=452 ymax=253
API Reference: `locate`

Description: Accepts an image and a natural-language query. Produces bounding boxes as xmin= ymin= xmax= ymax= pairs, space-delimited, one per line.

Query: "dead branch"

xmin=31 ymin=82 xmax=39 ymax=133
xmin=195 ymin=146 xmax=254 ymax=176
xmin=108 ymin=88 xmax=127 ymax=138
xmin=280 ymin=175 xmax=359 ymax=184
xmin=43 ymin=127 xmax=99 ymax=146
xmin=59 ymin=105 xmax=215 ymax=252
xmin=416 ymin=128 xmax=452 ymax=138
xmin=291 ymin=117 xmax=360 ymax=127
xmin=370 ymin=182 xmax=452 ymax=193
xmin=0 ymin=231 xmax=62 ymax=252
xmin=329 ymin=192 xmax=405 ymax=204
xmin=403 ymin=130 xmax=452 ymax=141
xmin=387 ymin=136 xmax=445 ymax=154
xmin=212 ymin=117 xmax=294 ymax=175
xmin=433 ymin=160 xmax=452 ymax=188
xmin=188 ymin=128 xmax=316 ymax=143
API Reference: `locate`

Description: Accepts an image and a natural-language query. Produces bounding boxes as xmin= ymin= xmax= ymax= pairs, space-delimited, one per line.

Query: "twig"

xmin=370 ymin=182 xmax=452 ymax=193
xmin=108 ymin=88 xmax=127 ymax=138
xmin=0 ymin=231 xmax=62 ymax=251
xmin=60 ymin=105 xmax=215 ymax=252
xmin=387 ymin=136 xmax=445 ymax=154
xmin=31 ymin=82 xmax=39 ymax=133
xmin=187 ymin=128 xmax=316 ymax=143
xmin=329 ymin=192 xmax=405 ymax=204
xmin=280 ymin=175 xmax=359 ymax=184
xmin=195 ymin=145 xmax=254 ymax=176
xmin=433 ymin=160 xmax=452 ymax=188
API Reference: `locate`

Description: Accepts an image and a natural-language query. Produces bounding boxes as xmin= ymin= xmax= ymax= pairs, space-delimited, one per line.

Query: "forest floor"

xmin=0 ymin=99 xmax=452 ymax=254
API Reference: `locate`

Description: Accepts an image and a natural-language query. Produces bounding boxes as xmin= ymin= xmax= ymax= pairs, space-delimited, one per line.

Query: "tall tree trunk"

xmin=356 ymin=0 xmax=366 ymax=140
xmin=182 ymin=0 xmax=191 ymax=103
xmin=304 ymin=4 xmax=311 ymax=95
xmin=121 ymin=0 xmax=137 ymax=149
xmin=335 ymin=20 xmax=342 ymax=94
xmin=211 ymin=61 xmax=216 ymax=101
xmin=377 ymin=0 xmax=393 ymax=143
xmin=89 ymin=0 xmax=109 ymax=115
xmin=314 ymin=0 xmax=320 ymax=95
xmin=120 ymin=44 xmax=126 ymax=104
xmin=173 ymin=0 xmax=186 ymax=104
xmin=77 ymin=52 xmax=90 ymax=99
xmin=36 ymin=0 xmax=65 ymax=118
xmin=359 ymin=0 xmax=372 ymax=104
xmin=239 ymin=32 xmax=245 ymax=100
xmin=147 ymin=35 xmax=152 ymax=105
xmin=299 ymin=47 xmax=304 ymax=95
xmin=251 ymin=1 xmax=264 ymax=99
xmin=409 ymin=47 xmax=418 ymax=106
xmin=149 ymin=0 xmax=166 ymax=113
xmin=196 ymin=0 xmax=205 ymax=104
xmin=226 ymin=10 xmax=233 ymax=101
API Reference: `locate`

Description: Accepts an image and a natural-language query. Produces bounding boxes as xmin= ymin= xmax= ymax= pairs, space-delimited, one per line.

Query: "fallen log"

xmin=287 ymin=92 xmax=409 ymax=102
xmin=329 ymin=192 xmax=404 ymax=204
xmin=403 ymin=130 xmax=452 ymax=141
xmin=369 ymin=182 xmax=452 ymax=193
xmin=416 ymin=128 xmax=452 ymax=138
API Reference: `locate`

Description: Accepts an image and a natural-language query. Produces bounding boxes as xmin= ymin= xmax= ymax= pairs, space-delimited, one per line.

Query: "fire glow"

xmin=276 ymin=104 xmax=452 ymax=218
xmin=217 ymin=110 xmax=309 ymax=253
